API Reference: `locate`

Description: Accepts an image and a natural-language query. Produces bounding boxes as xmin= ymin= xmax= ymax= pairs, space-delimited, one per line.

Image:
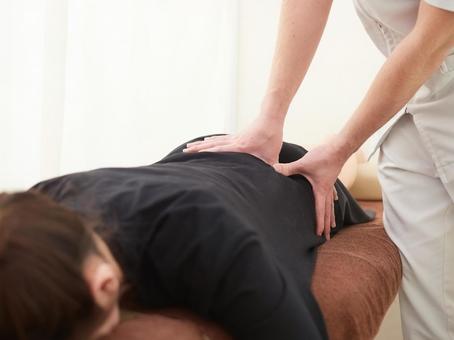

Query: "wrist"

xmin=332 ymin=132 xmax=358 ymax=163
xmin=260 ymin=90 xmax=291 ymax=123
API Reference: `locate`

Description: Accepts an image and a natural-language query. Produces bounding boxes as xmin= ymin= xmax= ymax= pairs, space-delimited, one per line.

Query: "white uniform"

xmin=353 ymin=0 xmax=454 ymax=339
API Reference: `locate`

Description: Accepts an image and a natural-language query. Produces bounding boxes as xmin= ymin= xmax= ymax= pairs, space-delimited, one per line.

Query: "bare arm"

xmin=185 ymin=0 xmax=333 ymax=165
xmin=262 ymin=0 xmax=333 ymax=121
xmin=335 ymin=1 xmax=454 ymax=160
xmin=275 ymin=1 xmax=454 ymax=240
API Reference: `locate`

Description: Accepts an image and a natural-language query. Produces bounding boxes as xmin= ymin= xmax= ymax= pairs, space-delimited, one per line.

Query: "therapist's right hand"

xmin=183 ymin=114 xmax=284 ymax=166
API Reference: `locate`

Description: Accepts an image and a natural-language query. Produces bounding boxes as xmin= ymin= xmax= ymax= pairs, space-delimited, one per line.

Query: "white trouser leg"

xmin=377 ymin=113 xmax=454 ymax=340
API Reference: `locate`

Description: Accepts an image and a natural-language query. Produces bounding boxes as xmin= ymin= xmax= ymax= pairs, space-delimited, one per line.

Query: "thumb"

xmin=272 ymin=162 xmax=301 ymax=177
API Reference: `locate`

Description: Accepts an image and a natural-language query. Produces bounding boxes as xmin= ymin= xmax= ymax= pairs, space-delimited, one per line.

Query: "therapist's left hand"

xmin=273 ymin=142 xmax=347 ymax=241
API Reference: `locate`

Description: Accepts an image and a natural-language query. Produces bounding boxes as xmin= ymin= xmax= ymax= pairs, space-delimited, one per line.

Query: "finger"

xmin=272 ymin=162 xmax=301 ymax=177
xmin=186 ymin=139 xmax=212 ymax=146
xmin=334 ymin=186 xmax=339 ymax=201
xmin=204 ymin=135 xmax=231 ymax=142
xmin=185 ymin=141 xmax=204 ymax=148
xmin=314 ymin=191 xmax=326 ymax=237
xmin=184 ymin=140 xmax=231 ymax=153
xmin=186 ymin=136 xmax=230 ymax=147
xmin=331 ymin=190 xmax=336 ymax=228
xmin=198 ymin=144 xmax=236 ymax=153
xmin=324 ymin=193 xmax=331 ymax=241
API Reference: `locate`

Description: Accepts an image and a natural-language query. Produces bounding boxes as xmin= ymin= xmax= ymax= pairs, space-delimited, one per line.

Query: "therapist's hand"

xmin=183 ymin=114 xmax=284 ymax=165
xmin=273 ymin=142 xmax=347 ymax=241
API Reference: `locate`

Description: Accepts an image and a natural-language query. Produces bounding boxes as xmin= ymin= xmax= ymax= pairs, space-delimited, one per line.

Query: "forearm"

xmin=261 ymin=0 xmax=333 ymax=121
xmin=334 ymin=2 xmax=454 ymax=159
xmin=336 ymin=27 xmax=454 ymax=159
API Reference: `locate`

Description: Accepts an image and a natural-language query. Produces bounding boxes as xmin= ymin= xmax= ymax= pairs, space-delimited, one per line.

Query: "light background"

xmin=1 ymin=0 xmax=389 ymax=191
xmin=238 ymin=0 xmax=387 ymax=149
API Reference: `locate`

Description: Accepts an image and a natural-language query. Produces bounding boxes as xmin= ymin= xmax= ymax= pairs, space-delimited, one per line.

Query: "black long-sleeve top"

xmin=32 ymin=138 xmax=373 ymax=340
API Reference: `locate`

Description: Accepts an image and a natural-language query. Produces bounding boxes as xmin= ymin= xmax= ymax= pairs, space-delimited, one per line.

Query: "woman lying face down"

xmin=0 ymin=192 xmax=124 ymax=340
xmin=0 ymin=138 xmax=372 ymax=340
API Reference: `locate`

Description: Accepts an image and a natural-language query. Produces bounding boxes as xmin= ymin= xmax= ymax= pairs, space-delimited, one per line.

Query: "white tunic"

xmin=355 ymin=0 xmax=454 ymax=184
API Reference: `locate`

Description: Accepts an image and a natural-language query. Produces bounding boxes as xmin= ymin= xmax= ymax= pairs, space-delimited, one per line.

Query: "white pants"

xmin=378 ymin=113 xmax=454 ymax=340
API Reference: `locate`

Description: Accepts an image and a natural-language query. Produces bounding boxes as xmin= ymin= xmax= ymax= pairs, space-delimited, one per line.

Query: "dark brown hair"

xmin=0 ymin=191 xmax=100 ymax=340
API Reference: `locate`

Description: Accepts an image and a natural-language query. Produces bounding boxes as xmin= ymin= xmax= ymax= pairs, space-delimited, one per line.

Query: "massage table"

xmin=105 ymin=200 xmax=402 ymax=340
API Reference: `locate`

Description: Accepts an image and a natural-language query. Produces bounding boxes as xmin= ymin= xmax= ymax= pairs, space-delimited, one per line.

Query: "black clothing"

xmin=32 ymin=138 xmax=373 ymax=340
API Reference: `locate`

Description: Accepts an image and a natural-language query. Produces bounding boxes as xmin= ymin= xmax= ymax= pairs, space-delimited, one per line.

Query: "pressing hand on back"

xmin=184 ymin=114 xmax=346 ymax=241
xmin=183 ymin=114 xmax=284 ymax=166
xmin=273 ymin=142 xmax=346 ymax=241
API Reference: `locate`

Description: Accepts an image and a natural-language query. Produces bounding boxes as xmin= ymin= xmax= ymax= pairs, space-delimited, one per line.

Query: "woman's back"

xmin=32 ymin=139 xmax=372 ymax=340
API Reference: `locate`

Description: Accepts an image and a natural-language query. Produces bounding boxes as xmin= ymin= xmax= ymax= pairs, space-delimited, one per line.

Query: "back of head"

xmin=0 ymin=191 xmax=99 ymax=340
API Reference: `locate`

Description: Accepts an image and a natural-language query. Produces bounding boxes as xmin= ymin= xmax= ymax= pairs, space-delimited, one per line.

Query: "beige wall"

xmin=237 ymin=0 xmax=388 ymax=154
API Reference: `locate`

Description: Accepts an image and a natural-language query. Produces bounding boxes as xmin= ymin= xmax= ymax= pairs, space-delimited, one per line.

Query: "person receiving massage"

xmin=0 ymin=138 xmax=373 ymax=340
xmin=186 ymin=1 xmax=454 ymax=339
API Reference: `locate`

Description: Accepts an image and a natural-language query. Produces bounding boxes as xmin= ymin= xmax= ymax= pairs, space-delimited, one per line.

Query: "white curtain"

xmin=0 ymin=0 xmax=239 ymax=191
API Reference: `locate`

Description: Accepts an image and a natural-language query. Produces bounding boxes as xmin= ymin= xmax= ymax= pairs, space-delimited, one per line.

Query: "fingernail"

xmin=182 ymin=149 xmax=188 ymax=152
